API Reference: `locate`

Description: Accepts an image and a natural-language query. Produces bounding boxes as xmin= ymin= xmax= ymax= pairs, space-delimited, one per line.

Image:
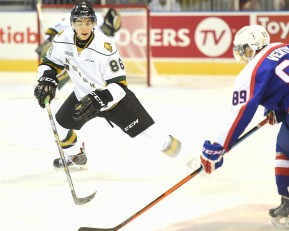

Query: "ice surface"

xmin=0 ymin=72 xmax=281 ymax=231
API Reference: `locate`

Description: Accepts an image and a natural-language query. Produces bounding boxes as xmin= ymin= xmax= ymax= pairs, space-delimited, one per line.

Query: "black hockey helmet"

xmin=70 ymin=0 xmax=96 ymax=23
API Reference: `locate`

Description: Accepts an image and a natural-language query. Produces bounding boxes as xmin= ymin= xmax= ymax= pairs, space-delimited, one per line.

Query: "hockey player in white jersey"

xmin=199 ymin=24 xmax=289 ymax=228
xmin=36 ymin=3 xmax=121 ymax=56
xmin=34 ymin=1 xmax=181 ymax=169
xmin=36 ymin=0 xmax=121 ymax=89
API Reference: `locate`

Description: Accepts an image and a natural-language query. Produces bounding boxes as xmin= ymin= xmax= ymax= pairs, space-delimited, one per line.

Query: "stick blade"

xmin=78 ymin=227 xmax=115 ymax=231
xmin=74 ymin=191 xmax=97 ymax=205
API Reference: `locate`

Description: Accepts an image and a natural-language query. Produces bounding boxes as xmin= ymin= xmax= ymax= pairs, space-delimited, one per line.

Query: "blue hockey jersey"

xmin=216 ymin=42 xmax=289 ymax=151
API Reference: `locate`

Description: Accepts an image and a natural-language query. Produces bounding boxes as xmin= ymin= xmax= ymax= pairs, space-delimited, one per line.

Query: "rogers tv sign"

xmin=194 ymin=17 xmax=232 ymax=57
xmin=149 ymin=15 xmax=249 ymax=58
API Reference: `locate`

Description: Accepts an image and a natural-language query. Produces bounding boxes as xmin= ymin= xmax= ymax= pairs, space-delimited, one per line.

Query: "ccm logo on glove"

xmin=39 ymin=76 xmax=58 ymax=87
xmin=202 ymin=148 xmax=224 ymax=155
xmin=90 ymin=91 xmax=106 ymax=108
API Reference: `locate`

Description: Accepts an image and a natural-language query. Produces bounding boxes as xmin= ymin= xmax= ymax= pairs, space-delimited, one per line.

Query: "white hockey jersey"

xmin=38 ymin=28 xmax=127 ymax=109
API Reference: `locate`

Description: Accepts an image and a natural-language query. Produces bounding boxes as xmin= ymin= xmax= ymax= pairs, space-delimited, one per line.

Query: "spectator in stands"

xmin=149 ymin=0 xmax=181 ymax=12
xmin=41 ymin=0 xmax=100 ymax=3
xmin=272 ymin=0 xmax=286 ymax=10
xmin=240 ymin=0 xmax=261 ymax=10
xmin=240 ymin=0 xmax=287 ymax=10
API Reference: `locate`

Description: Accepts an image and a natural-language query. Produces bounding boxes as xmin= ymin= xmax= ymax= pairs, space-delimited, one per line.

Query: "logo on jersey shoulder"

xmin=57 ymin=31 xmax=64 ymax=37
xmin=104 ymin=42 xmax=112 ymax=52
xmin=65 ymin=51 xmax=73 ymax=57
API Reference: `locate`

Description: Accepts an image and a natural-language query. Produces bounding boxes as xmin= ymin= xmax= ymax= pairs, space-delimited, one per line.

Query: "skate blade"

xmin=271 ymin=216 xmax=289 ymax=229
xmin=54 ymin=163 xmax=89 ymax=172
xmin=69 ymin=163 xmax=89 ymax=172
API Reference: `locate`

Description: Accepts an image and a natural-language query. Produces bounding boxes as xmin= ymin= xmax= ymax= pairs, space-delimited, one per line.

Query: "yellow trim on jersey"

xmin=45 ymin=28 xmax=58 ymax=36
xmin=118 ymin=80 xmax=127 ymax=86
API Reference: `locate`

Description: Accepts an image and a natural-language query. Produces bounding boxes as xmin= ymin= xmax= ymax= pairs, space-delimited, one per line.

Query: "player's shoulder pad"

xmin=93 ymin=31 xmax=117 ymax=55
xmin=53 ymin=28 xmax=74 ymax=43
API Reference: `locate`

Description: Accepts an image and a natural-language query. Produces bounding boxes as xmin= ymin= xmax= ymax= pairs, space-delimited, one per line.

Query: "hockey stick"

xmin=78 ymin=117 xmax=269 ymax=231
xmin=44 ymin=96 xmax=96 ymax=205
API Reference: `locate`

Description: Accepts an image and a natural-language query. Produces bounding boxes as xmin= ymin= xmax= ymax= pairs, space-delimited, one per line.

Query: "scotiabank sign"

xmin=0 ymin=12 xmax=38 ymax=59
xmin=0 ymin=27 xmax=37 ymax=44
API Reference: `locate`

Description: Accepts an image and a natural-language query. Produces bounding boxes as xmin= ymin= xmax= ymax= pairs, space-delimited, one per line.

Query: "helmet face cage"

xmin=70 ymin=1 xmax=96 ymax=24
xmin=233 ymin=25 xmax=270 ymax=62
xmin=233 ymin=44 xmax=256 ymax=62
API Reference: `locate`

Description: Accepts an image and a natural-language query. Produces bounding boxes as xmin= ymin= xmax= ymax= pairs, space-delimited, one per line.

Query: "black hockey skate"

xmin=53 ymin=143 xmax=88 ymax=170
xmin=270 ymin=196 xmax=289 ymax=229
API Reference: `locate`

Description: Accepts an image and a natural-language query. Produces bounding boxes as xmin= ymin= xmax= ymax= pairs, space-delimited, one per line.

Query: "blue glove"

xmin=200 ymin=141 xmax=225 ymax=174
xmin=264 ymin=108 xmax=285 ymax=125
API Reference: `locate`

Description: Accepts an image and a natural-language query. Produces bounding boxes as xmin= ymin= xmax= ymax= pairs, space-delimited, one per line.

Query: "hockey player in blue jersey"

xmin=199 ymin=24 xmax=289 ymax=228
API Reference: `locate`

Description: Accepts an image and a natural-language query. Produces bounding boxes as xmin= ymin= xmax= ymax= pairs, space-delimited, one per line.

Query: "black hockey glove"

xmin=34 ymin=70 xmax=58 ymax=108
xmin=100 ymin=8 xmax=122 ymax=37
xmin=72 ymin=89 xmax=113 ymax=122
